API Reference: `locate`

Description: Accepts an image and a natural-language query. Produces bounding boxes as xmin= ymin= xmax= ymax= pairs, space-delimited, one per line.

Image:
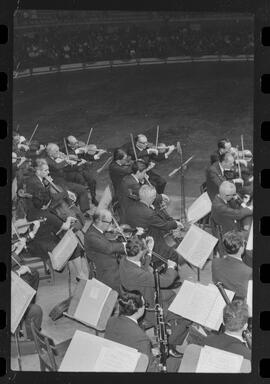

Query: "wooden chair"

xmin=19 ymin=249 xmax=55 ymax=283
xmin=30 ymin=320 xmax=71 ymax=371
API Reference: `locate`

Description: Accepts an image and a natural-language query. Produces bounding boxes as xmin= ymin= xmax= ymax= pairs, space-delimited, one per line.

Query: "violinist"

xmin=206 ymin=153 xmax=243 ymax=201
xmin=66 ymin=135 xmax=107 ymax=162
xmin=45 ymin=143 xmax=90 ymax=213
xmin=116 ymin=160 xmax=149 ymax=224
xmin=210 ymin=138 xmax=232 ymax=165
xmin=84 ymin=208 xmax=127 ymax=292
xmin=204 ymin=300 xmax=251 ymax=360
xmin=124 ymin=134 xmax=175 ymax=194
xmin=108 ymin=148 xmax=132 ymax=197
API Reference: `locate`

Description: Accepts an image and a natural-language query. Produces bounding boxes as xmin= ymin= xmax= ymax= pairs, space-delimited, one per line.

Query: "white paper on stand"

xmin=187 ymin=192 xmax=212 ymax=223
xmin=196 ymin=345 xmax=243 ymax=373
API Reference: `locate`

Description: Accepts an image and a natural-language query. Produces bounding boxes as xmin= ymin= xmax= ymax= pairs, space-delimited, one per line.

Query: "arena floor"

xmin=13 ymin=61 xmax=253 ymax=208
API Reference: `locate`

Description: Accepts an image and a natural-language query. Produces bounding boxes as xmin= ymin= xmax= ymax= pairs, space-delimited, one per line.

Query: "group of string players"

xmin=11 ymin=128 xmax=253 ymax=371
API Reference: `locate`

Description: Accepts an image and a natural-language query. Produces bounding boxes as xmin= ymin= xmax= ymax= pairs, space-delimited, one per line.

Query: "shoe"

xmin=91 ymin=198 xmax=99 ymax=207
xmin=169 ymin=346 xmax=184 ymax=358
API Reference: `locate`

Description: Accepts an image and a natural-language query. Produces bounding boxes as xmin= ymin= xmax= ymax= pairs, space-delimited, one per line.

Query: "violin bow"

xmin=111 ymin=214 xmax=127 ymax=241
xmin=86 ymin=127 xmax=93 ymax=146
xmin=168 ymin=155 xmax=194 ymax=177
xmin=11 ymin=255 xmax=22 ymax=268
xmin=14 ymin=62 xmax=21 ymax=79
xmin=130 ymin=133 xmax=138 ymax=161
xmin=96 ymin=156 xmax=113 ymax=174
xmin=28 ymin=123 xmax=39 ymax=146
xmin=63 ymin=137 xmax=69 ymax=158
xmin=236 ymin=145 xmax=242 ymax=179
xmin=12 ymin=221 xmax=21 ymax=241
xmin=240 ymin=134 xmax=245 ymax=161
xmin=155 ymin=125 xmax=159 ymax=149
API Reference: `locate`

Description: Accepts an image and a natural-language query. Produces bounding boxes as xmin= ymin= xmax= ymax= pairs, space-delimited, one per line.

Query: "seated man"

xmin=211 ymin=181 xmax=252 ymax=238
xmin=204 ymin=299 xmax=251 ymax=360
xmin=117 ymin=160 xmax=148 ymax=223
xmin=45 ymin=143 xmax=90 ymax=212
xmin=210 ymin=138 xmax=232 ymax=165
xmin=124 ymin=134 xmax=175 ymax=194
xmin=84 ymin=209 xmax=126 ymax=291
xmin=105 ymin=289 xmax=181 ymax=372
xmin=125 ymin=184 xmax=184 ymax=266
xmin=212 ymin=231 xmax=252 ymax=299
xmin=119 ymin=236 xmax=191 ymax=356
xmin=109 ymin=148 xmax=132 ymax=197
xmin=206 ymin=152 xmax=243 ymax=201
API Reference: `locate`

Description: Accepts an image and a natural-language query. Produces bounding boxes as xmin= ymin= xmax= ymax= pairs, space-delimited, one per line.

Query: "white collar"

xmin=218 ymin=194 xmax=227 ymax=205
xmin=93 ymin=224 xmax=104 ymax=234
xmin=218 ymin=162 xmax=224 ymax=175
xmin=224 ymin=331 xmax=245 ymax=343
xmin=126 ymin=257 xmax=141 ymax=268
xmin=36 ymin=175 xmax=43 ymax=183
xmin=135 ymin=144 xmax=144 ymax=152
xmin=125 ymin=316 xmax=138 ymax=324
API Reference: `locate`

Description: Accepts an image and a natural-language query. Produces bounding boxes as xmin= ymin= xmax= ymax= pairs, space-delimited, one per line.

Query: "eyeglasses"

xmin=225 ymin=193 xmax=236 ymax=197
xmin=102 ymin=220 xmax=112 ymax=224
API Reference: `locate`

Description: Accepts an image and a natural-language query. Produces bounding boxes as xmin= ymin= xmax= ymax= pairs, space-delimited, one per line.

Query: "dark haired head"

xmin=223 ymin=299 xmax=249 ymax=331
xmin=126 ymin=236 xmax=145 ymax=257
xmin=222 ymin=231 xmax=243 ymax=254
xmin=217 ymin=138 xmax=230 ymax=150
xmin=118 ymin=288 xmax=144 ymax=316
xmin=113 ymin=148 xmax=127 ymax=162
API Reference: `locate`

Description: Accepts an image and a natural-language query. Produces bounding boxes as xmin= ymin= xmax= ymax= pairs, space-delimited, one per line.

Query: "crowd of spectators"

xmin=14 ymin=22 xmax=254 ymax=70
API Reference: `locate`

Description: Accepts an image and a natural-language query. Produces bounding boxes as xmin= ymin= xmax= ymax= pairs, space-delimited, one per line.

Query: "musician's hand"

xmin=46 ymin=175 xmax=53 ymax=183
xmin=98 ymin=149 xmax=107 ymax=155
xmin=233 ymin=177 xmax=244 ymax=185
xmin=243 ymin=194 xmax=251 ymax=205
xmin=13 ymin=238 xmax=27 ymax=254
xmin=151 ymin=347 xmax=160 ymax=357
xmin=147 ymin=148 xmax=158 ymax=156
xmin=62 ymin=216 xmax=75 ymax=230
xmin=166 ymin=145 xmax=175 ymax=156
xmin=17 ymin=265 xmax=31 ymax=276
xmin=31 ymin=220 xmax=41 ymax=235
xmin=248 ymin=175 xmax=254 ymax=183
xmin=145 ymin=236 xmax=154 ymax=252
xmin=78 ymin=159 xmax=87 ymax=165
xmin=161 ymin=194 xmax=170 ymax=204
xmin=39 ymin=144 xmax=46 ymax=151
xmin=136 ymin=227 xmax=145 ymax=236
xmin=175 ymin=220 xmax=184 ymax=229
xmin=167 ymin=260 xmax=177 ymax=270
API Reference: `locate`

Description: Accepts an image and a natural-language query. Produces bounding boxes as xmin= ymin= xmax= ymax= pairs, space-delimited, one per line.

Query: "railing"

xmin=13 ymin=54 xmax=254 ymax=79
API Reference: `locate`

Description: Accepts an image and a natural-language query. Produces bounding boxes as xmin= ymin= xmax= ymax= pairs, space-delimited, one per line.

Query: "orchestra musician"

xmin=124 ymin=184 xmax=185 ymax=270
xmin=119 ymin=236 xmax=190 ymax=358
xmin=108 ymin=148 xmax=132 ymax=197
xmin=66 ymin=135 xmax=107 ymax=161
xmin=210 ymin=181 xmax=253 ymax=239
xmin=210 ymin=138 xmax=232 ymax=165
xmin=105 ymin=289 xmax=181 ymax=372
xmin=211 ymin=231 xmax=252 ymax=299
xmin=206 ymin=153 xmax=243 ymax=201
xmin=124 ymin=134 xmax=175 ymax=194
xmin=203 ymin=300 xmax=251 ymax=360
xmin=84 ymin=209 xmax=127 ymax=292
xmin=45 ymin=143 xmax=91 ymax=213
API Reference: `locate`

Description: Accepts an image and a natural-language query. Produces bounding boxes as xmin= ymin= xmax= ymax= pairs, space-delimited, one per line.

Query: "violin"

xmin=104 ymin=224 xmax=137 ymax=241
xmin=74 ymin=143 xmax=110 ymax=156
xmin=12 ymin=217 xmax=47 ymax=236
xmin=147 ymin=142 xmax=175 ymax=154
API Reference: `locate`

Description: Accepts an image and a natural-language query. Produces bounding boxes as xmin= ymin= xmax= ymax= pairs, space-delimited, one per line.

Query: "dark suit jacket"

xmin=117 ymin=174 xmax=142 ymax=223
xmin=119 ymin=257 xmax=176 ymax=324
xmin=211 ymin=195 xmax=252 ymax=235
xmin=25 ymin=174 xmax=68 ymax=205
xmin=109 ymin=161 xmax=132 ymax=197
xmin=204 ymin=332 xmax=251 ymax=360
xmin=105 ymin=316 xmax=156 ymax=371
xmin=206 ymin=161 xmax=226 ymax=201
xmin=84 ymin=225 xmax=126 ymax=291
xmin=212 ymin=256 xmax=252 ymax=299
xmin=124 ymin=143 xmax=166 ymax=165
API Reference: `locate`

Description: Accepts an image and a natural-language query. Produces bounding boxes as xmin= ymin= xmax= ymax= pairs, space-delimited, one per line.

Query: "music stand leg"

xmin=15 ymin=328 xmax=22 ymax=371
xmin=197 ymin=268 xmax=200 ymax=282
xmin=67 ymin=264 xmax=72 ymax=298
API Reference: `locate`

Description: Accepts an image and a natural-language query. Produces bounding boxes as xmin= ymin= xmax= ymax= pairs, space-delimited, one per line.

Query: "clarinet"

xmin=215 ymin=282 xmax=231 ymax=304
xmin=153 ymin=266 xmax=169 ymax=373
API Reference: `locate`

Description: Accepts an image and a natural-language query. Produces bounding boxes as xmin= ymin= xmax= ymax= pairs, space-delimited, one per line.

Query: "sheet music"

xmin=74 ymin=278 xmax=111 ymax=327
xmin=11 ymin=271 xmax=36 ymax=333
xmin=169 ymin=281 xmax=234 ymax=330
xmin=246 ymin=221 xmax=253 ymax=251
xmin=98 ymin=185 xmax=112 ymax=209
xmin=176 ymin=225 xmax=218 ymax=269
xmin=50 ymin=229 xmax=78 ymax=270
xmin=94 ymin=346 xmax=140 ymax=372
xmin=196 ymin=345 xmax=243 ymax=373
xmin=247 ymin=280 xmax=252 ymax=317
xmin=187 ymin=192 xmax=212 ymax=223
xmin=59 ymin=330 xmax=140 ymax=372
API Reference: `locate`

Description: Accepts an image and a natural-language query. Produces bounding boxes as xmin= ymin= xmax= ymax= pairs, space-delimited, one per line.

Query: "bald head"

xmin=93 ymin=208 xmax=113 ymax=232
xmin=46 ymin=143 xmax=59 ymax=157
xmin=67 ymin=136 xmax=77 ymax=145
xmin=139 ymin=184 xmax=157 ymax=205
xmin=219 ymin=181 xmax=236 ymax=201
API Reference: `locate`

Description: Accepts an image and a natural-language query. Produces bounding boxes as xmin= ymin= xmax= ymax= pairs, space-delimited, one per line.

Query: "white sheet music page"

xmin=94 ymin=346 xmax=140 ymax=372
xmin=206 ymin=285 xmax=235 ymax=331
xmin=247 ymin=280 xmax=252 ymax=317
xmin=187 ymin=192 xmax=212 ymax=223
xmin=176 ymin=225 xmax=218 ymax=269
xmin=11 ymin=271 xmax=36 ymax=334
xmin=169 ymin=281 xmax=218 ymax=326
xmin=74 ymin=278 xmax=111 ymax=327
xmin=196 ymin=345 xmax=243 ymax=373
xmin=50 ymin=229 xmax=78 ymax=270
